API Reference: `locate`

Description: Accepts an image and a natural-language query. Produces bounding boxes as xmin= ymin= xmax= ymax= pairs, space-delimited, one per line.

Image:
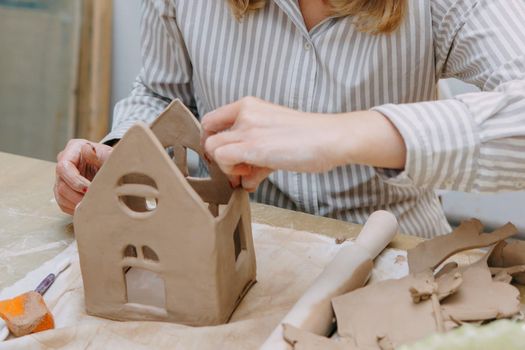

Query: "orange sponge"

xmin=0 ymin=291 xmax=54 ymax=337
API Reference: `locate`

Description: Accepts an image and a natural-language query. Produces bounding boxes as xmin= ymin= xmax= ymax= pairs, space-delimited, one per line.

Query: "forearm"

xmin=102 ymin=80 xmax=171 ymax=143
xmin=103 ymin=0 xmax=194 ymax=144
xmin=328 ymin=110 xmax=407 ymax=170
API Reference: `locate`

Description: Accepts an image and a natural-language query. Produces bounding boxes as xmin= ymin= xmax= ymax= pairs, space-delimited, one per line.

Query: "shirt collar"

xmin=272 ymin=0 xmax=310 ymax=37
xmin=272 ymin=0 xmax=338 ymax=39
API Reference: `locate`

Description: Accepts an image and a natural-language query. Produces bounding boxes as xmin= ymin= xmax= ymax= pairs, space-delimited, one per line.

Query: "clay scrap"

xmin=281 ymin=220 xmax=524 ymax=350
xmin=440 ymin=253 xmax=520 ymax=324
xmin=489 ymin=240 xmax=525 ymax=284
xmin=407 ymin=219 xmax=517 ymax=273
xmin=282 ymin=324 xmax=357 ymax=350
xmin=74 ymin=100 xmax=256 ymax=326
xmin=333 ymin=271 xmax=444 ymax=348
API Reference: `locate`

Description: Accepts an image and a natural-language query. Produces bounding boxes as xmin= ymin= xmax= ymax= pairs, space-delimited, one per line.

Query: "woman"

xmin=55 ymin=0 xmax=525 ymax=237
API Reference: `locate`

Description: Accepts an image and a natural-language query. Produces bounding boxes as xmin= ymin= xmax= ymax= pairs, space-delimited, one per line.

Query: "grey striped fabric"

xmin=105 ymin=0 xmax=525 ymax=237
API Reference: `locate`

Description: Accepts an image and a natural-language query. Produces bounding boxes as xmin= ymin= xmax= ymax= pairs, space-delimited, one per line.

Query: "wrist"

xmin=326 ymin=110 xmax=406 ymax=169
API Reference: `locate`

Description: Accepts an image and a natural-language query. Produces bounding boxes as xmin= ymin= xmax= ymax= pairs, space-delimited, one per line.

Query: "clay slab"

xmin=408 ymin=220 xmax=517 ymax=273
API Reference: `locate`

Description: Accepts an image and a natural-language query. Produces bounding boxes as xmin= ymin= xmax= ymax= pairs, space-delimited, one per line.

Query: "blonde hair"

xmin=228 ymin=0 xmax=407 ymax=34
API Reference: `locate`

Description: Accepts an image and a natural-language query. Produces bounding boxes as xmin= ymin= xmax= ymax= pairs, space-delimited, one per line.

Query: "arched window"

xmin=122 ymin=244 xmax=159 ymax=263
xmin=123 ymin=244 xmax=137 ymax=258
xmin=142 ymin=246 xmax=159 ymax=262
xmin=116 ymin=173 xmax=159 ymax=214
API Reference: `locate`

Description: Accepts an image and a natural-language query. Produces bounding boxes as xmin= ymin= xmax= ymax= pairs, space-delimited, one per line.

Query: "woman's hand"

xmin=201 ymin=97 xmax=406 ymax=192
xmin=201 ymin=97 xmax=350 ymax=191
xmin=54 ymin=140 xmax=113 ymax=214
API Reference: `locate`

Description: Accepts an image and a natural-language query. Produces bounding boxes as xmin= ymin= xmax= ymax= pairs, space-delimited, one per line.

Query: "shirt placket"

xmin=273 ymin=0 xmax=321 ymax=215
xmin=291 ymin=38 xmax=320 ymax=214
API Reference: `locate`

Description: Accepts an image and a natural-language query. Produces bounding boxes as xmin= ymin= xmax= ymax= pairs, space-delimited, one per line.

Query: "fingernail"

xmin=83 ymin=187 xmax=88 ymax=193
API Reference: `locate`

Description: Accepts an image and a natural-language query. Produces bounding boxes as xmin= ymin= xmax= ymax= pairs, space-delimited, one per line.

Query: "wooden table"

xmin=0 ymin=151 xmax=419 ymax=290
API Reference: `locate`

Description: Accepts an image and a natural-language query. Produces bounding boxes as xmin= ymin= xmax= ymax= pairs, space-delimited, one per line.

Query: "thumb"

xmin=80 ymin=142 xmax=112 ymax=169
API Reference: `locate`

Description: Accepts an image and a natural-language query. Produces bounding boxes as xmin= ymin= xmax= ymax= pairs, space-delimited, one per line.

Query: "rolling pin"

xmin=260 ymin=210 xmax=398 ymax=349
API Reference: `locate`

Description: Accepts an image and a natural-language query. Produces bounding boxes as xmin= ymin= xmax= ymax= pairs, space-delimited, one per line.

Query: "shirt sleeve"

xmin=372 ymin=0 xmax=525 ymax=193
xmin=101 ymin=0 xmax=195 ymax=143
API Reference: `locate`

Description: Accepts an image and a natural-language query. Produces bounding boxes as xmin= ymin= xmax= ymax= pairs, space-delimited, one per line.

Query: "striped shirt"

xmin=104 ymin=0 xmax=525 ymax=237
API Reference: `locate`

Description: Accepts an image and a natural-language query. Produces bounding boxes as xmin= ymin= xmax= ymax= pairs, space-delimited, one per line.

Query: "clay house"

xmin=74 ymin=100 xmax=257 ymax=326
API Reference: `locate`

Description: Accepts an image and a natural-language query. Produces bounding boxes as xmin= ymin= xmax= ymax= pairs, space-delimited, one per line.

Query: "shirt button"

xmin=304 ymin=42 xmax=312 ymax=50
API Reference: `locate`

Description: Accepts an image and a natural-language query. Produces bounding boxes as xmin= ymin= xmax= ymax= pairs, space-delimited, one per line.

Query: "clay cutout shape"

xmin=440 ymin=252 xmax=521 ymax=322
xmin=74 ymin=99 xmax=256 ymax=326
xmin=408 ymin=267 xmax=463 ymax=304
xmin=489 ymin=240 xmax=525 ymax=284
xmin=408 ymin=219 xmax=517 ymax=273
xmin=490 ymin=265 xmax=525 ymax=284
xmin=434 ymin=262 xmax=459 ymax=279
xmin=493 ymin=270 xmax=515 ymax=284
xmin=408 ymin=270 xmax=438 ymax=303
xmin=376 ymin=335 xmax=395 ymax=350
xmin=435 ymin=267 xmax=463 ymax=300
xmin=282 ymin=324 xmax=357 ymax=350
xmin=332 ymin=271 xmax=441 ymax=349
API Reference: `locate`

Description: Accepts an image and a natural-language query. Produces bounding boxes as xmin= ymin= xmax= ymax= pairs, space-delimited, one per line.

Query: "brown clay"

xmin=488 ymin=240 xmax=525 ymax=284
xmin=330 ymin=255 xmax=521 ymax=349
xmin=332 ymin=271 xmax=440 ymax=349
xmin=376 ymin=335 xmax=395 ymax=350
xmin=282 ymin=324 xmax=356 ymax=350
xmin=440 ymin=252 xmax=521 ymax=324
xmin=74 ymin=100 xmax=256 ymax=326
xmin=283 ymin=221 xmax=522 ymax=350
xmin=408 ymin=219 xmax=517 ymax=273
xmin=434 ymin=267 xmax=462 ymax=300
xmin=490 ymin=265 xmax=525 ymax=283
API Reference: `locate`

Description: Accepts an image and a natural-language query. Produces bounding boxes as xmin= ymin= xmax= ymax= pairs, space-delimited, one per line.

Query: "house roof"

xmin=78 ymin=121 xmax=215 ymax=225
